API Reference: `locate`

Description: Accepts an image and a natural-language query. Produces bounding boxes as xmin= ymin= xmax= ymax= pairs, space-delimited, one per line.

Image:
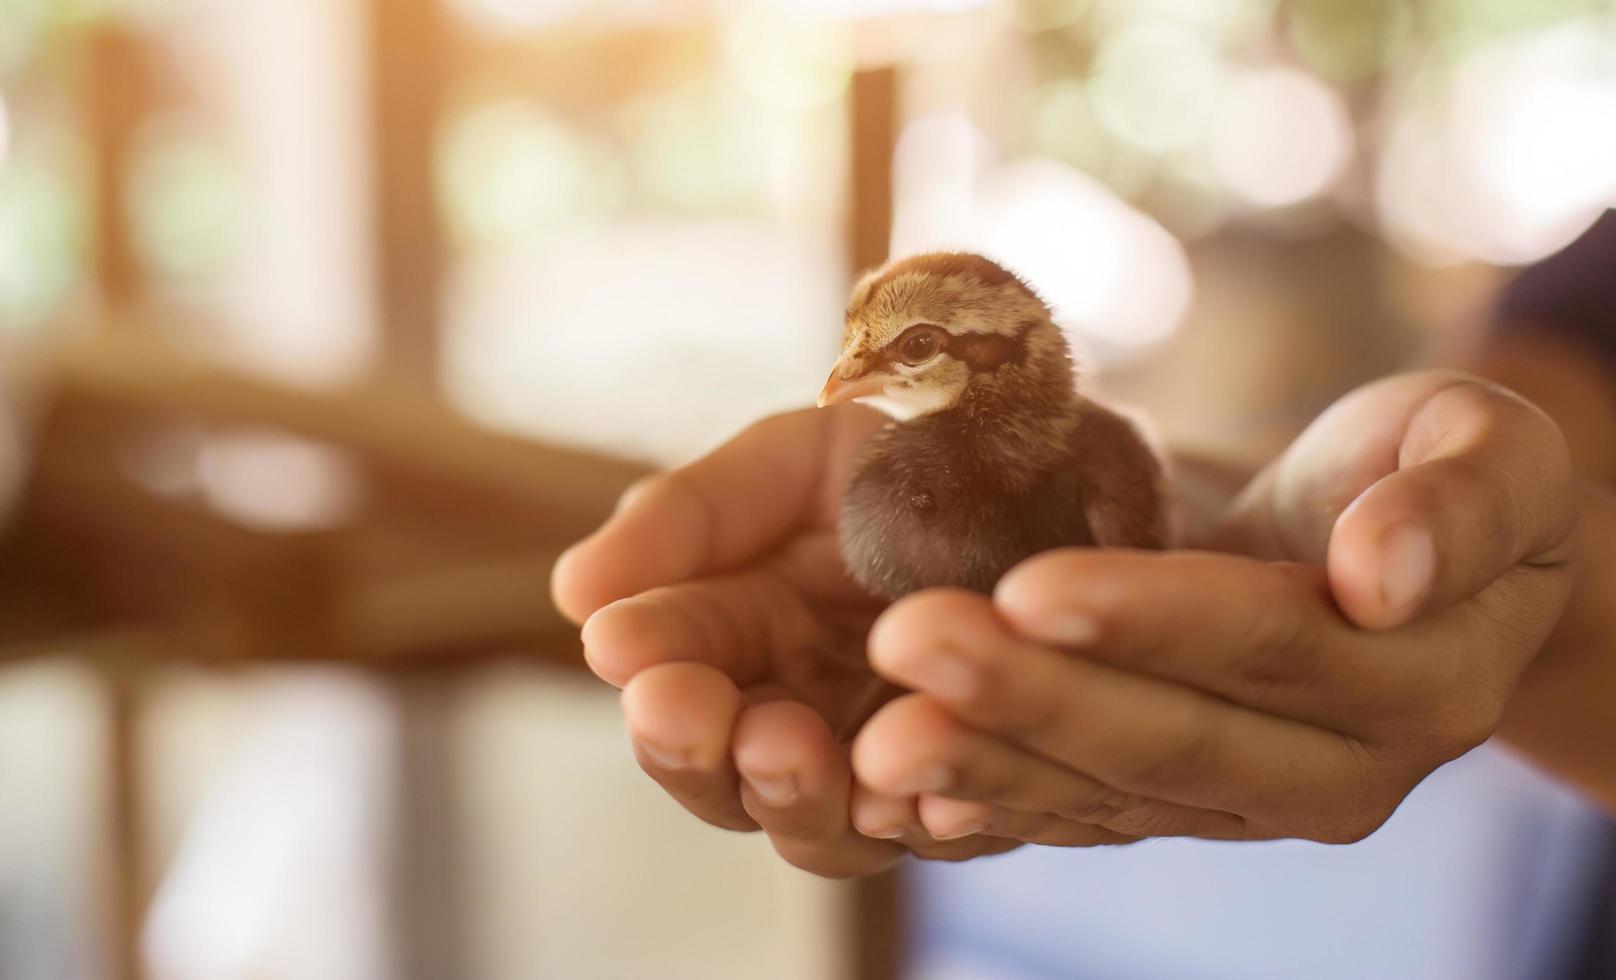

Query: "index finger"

xmin=551 ymin=405 xmax=884 ymax=623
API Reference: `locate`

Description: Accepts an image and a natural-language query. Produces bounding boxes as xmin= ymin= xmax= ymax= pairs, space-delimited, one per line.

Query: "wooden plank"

xmin=41 ymin=339 xmax=648 ymax=529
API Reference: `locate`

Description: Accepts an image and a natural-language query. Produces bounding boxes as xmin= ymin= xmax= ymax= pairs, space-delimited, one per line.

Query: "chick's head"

xmin=819 ymin=253 xmax=1073 ymax=421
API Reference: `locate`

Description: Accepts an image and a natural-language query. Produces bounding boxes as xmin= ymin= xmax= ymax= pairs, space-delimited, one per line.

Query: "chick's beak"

xmin=817 ymin=355 xmax=889 ymax=408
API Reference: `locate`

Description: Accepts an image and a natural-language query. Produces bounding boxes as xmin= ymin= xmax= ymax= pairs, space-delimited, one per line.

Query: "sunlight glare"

xmin=1211 ymin=66 xmax=1352 ymax=208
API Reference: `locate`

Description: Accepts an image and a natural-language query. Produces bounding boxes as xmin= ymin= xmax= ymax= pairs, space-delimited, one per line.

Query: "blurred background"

xmin=1 ymin=1 xmax=1615 ymax=978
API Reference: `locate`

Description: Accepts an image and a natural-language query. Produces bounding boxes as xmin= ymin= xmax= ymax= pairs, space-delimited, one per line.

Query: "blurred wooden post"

xmin=103 ymin=665 xmax=147 ymax=980
xmin=364 ymin=0 xmax=462 ymax=976
xmin=848 ymin=65 xmax=898 ymax=276
xmin=85 ymin=25 xmax=159 ymax=980
xmin=366 ymin=0 xmax=448 ymax=390
xmin=85 ymin=29 xmax=151 ymax=316
xmin=848 ymin=62 xmax=906 ymax=980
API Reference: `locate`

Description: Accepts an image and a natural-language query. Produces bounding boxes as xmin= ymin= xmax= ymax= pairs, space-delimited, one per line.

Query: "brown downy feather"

xmin=823 ymin=252 xmax=1169 ymax=739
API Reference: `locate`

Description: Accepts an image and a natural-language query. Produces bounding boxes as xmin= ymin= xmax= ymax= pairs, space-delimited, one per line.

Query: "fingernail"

xmin=639 ymin=741 xmax=691 ymax=770
xmin=934 ymin=822 xmax=985 ymax=841
xmin=614 ymin=477 xmax=656 ymax=515
xmin=862 ymin=826 xmax=905 ymax=840
xmin=1379 ymin=524 xmax=1434 ymax=613
xmin=1036 ymin=611 xmax=1099 ymax=646
xmin=745 ymin=772 xmax=799 ymax=807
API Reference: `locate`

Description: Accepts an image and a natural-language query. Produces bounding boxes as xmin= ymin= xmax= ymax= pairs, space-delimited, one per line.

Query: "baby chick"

xmin=821 ymin=252 xmax=1169 ymax=601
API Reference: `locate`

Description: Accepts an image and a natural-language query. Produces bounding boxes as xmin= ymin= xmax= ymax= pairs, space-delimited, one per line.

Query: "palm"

xmin=556 ymin=405 xmax=893 ymax=731
xmin=1207 ymin=372 xmax=1575 ymax=631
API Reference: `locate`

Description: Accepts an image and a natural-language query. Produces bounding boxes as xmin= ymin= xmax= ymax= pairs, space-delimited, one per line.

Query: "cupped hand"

xmin=851 ymin=372 xmax=1579 ymax=845
xmin=551 ymin=406 xmax=1034 ymax=876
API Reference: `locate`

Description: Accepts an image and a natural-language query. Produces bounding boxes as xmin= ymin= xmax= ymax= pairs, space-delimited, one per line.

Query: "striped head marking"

xmin=818 ymin=252 xmax=1068 ymax=420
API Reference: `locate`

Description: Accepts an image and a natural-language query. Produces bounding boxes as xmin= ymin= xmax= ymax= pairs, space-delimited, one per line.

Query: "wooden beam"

xmin=40 ymin=338 xmax=648 ymax=523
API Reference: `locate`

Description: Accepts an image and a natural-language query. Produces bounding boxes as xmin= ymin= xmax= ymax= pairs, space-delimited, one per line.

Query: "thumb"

xmin=1328 ymin=379 xmax=1577 ymax=630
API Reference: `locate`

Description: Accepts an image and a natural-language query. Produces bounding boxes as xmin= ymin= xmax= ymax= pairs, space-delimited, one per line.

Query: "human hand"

xmin=850 ymin=372 xmax=1578 ymax=845
xmin=552 ymin=407 xmax=1065 ymax=876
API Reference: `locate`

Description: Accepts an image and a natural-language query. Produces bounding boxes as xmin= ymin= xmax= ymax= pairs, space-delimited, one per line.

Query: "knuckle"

xmin=953 ymin=654 xmax=1071 ymax=746
xmin=999 ymin=811 xmax=1060 ymax=840
xmin=1100 ymin=803 xmax=1201 ymax=839
xmin=1114 ymin=709 xmax=1220 ymax=793
xmin=950 ymin=749 xmax=1018 ymax=802
xmin=1055 ymin=785 xmax=1138 ymax=825
xmin=1231 ymin=586 xmax=1314 ymax=696
xmin=954 ymin=656 xmax=1055 ymax=736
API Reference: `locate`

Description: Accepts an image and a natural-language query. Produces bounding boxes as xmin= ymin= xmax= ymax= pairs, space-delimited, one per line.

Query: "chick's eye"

xmin=899 ymin=329 xmax=941 ymax=364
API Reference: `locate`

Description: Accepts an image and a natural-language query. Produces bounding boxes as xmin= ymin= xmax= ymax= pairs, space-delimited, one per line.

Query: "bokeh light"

xmin=890 ymin=111 xmax=993 ymax=252
xmin=1094 ymin=0 xmax=1275 ymax=42
xmin=438 ymin=100 xmax=624 ymax=250
xmin=1023 ymin=79 xmax=1156 ymax=201
xmin=127 ymin=115 xmax=246 ymax=283
xmin=0 ymin=87 xmax=10 ymax=170
xmin=765 ymin=0 xmax=990 ymax=16
xmin=1210 ymin=65 xmax=1352 ymax=209
xmin=1012 ymin=0 xmax=1092 ymax=33
xmin=448 ymin=0 xmax=599 ymax=33
xmin=0 ymin=151 xmax=88 ymax=332
xmin=1089 ymin=20 xmax=1223 ymax=155
xmin=1377 ymin=20 xmax=1616 ymax=265
xmin=975 ymin=158 xmax=1193 ymax=356
xmin=722 ymin=11 xmax=852 ymax=112
xmin=1470 ymin=25 xmax=1616 ymax=252
xmin=197 ymin=430 xmax=362 ymax=533
xmin=893 ymin=113 xmax=1193 ymax=366
xmin=1287 ymin=0 xmax=1411 ymax=84
xmin=622 ymin=84 xmax=766 ymax=214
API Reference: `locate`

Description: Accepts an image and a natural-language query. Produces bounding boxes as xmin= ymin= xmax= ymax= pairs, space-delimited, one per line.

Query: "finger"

xmin=1328 ymin=379 xmax=1576 ymax=629
xmin=869 ymin=593 xmax=1392 ymax=840
xmin=992 ymin=554 xmax=1419 ymax=736
xmin=733 ymin=700 xmax=904 ymax=878
xmin=1214 ymin=371 xmax=1484 ymax=564
xmin=915 ymin=796 xmax=1141 ymax=847
xmin=580 ymin=569 xmax=829 ymax=688
xmin=621 ymin=663 xmax=758 ymax=832
xmin=908 ymin=836 xmax=1024 ymax=863
xmin=853 ymin=694 xmax=1247 ymax=840
xmin=848 ymin=784 xmax=1020 ymax=860
xmin=849 ymin=783 xmax=924 ymax=841
xmin=552 ymin=406 xmax=885 ymax=623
